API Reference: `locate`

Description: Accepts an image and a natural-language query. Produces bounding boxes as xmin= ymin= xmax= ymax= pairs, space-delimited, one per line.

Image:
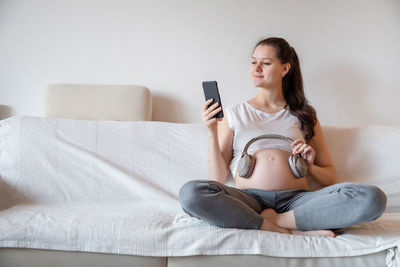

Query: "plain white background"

xmin=1 ymin=0 xmax=399 ymax=126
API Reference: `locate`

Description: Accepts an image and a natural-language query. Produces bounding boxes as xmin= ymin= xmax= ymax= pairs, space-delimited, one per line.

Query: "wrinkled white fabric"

xmin=386 ymin=246 xmax=400 ymax=267
xmin=0 ymin=204 xmax=399 ymax=259
xmin=0 ymin=116 xmax=399 ymax=261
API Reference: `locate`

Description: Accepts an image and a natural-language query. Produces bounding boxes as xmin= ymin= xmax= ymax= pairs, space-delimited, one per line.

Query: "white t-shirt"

xmin=225 ymin=101 xmax=306 ymax=179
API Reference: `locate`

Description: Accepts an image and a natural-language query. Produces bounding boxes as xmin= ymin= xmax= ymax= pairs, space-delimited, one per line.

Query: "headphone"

xmin=236 ymin=134 xmax=308 ymax=179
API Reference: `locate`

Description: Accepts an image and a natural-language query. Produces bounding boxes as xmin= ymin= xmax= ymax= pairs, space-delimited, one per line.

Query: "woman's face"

xmin=250 ymin=45 xmax=289 ymax=88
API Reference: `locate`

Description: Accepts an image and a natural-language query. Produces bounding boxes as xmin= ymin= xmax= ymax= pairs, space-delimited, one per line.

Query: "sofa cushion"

xmin=44 ymin=84 xmax=152 ymax=121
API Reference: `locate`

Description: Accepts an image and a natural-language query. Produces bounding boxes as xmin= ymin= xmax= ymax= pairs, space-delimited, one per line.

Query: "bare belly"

xmin=235 ymin=148 xmax=309 ymax=191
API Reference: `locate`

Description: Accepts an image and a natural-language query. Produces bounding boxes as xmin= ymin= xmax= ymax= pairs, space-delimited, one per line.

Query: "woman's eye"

xmin=251 ymin=61 xmax=271 ymax=65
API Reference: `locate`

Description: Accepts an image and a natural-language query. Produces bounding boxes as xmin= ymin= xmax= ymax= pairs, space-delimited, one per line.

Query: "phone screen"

xmin=202 ymin=81 xmax=224 ymax=119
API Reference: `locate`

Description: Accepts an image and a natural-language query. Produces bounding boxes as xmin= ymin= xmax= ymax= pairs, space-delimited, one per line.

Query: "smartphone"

xmin=202 ymin=81 xmax=224 ymax=119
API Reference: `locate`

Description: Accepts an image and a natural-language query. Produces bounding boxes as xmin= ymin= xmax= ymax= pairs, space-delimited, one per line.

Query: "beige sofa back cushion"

xmin=44 ymin=84 xmax=152 ymax=121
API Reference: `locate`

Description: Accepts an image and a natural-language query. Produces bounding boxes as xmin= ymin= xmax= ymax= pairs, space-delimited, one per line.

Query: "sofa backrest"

xmin=0 ymin=116 xmax=209 ymax=209
xmin=0 ymin=116 xmax=399 ymax=209
xmin=323 ymin=125 xmax=400 ymax=196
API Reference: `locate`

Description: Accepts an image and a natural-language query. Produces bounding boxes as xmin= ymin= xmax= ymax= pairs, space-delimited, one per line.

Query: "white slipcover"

xmin=0 ymin=116 xmax=399 ymax=265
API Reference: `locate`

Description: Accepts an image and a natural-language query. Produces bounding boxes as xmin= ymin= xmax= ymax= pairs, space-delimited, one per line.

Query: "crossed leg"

xmin=260 ymin=209 xmax=337 ymax=237
xmin=260 ymin=182 xmax=386 ymax=237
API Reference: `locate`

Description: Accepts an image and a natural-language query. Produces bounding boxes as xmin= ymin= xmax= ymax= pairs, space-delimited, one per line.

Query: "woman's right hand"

xmin=201 ymin=98 xmax=222 ymax=134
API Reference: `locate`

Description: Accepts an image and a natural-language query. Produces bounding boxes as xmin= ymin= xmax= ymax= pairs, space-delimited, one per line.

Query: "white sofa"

xmin=0 ymin=85 xmax=399 ymax=267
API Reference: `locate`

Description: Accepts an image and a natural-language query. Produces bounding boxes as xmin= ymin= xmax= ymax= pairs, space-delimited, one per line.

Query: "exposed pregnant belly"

xmin=235 ymin=148 xmax=309 ymax=191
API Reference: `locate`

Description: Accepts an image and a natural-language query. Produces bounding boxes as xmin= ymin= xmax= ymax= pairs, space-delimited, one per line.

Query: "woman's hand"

xmin=201 ymin=98 xmax=222 ymax=134
xmin=291 ymin=139 xmax=315 ymax=170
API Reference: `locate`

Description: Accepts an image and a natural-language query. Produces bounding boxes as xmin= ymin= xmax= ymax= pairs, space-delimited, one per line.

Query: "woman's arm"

xmin=292 ymin=119 xmax=336 ymax=186
xmin=208 ymin=116 xmax=234 ymax=183
xmin=306 ymin=119 xmax=336 ymax=185
xmin=307 ymin=164 xmax=336 ymax=186
xmin=201 ymin=99 xmax=233 ymax=183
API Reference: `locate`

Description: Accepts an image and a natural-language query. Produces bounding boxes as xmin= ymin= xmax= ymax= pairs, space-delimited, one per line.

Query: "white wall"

xmin=1 ymin=0 xmax=399 ymax=126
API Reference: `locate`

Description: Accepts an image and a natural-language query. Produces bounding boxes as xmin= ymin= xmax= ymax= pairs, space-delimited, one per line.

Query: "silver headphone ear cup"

xmin=288 ymin=155 xmax=301 ymax=178
xmin=288 ymin=155 xmax=308 ymax=178
xmin=237 ymin=154 xmax=255 ymax=178
xmin=295 ymin=156 xmax=308 ymax=177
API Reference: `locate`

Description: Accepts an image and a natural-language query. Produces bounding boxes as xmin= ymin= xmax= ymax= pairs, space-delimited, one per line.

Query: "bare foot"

xmin=260 ymin=208 xmax=337 ymax=237
xmin=291 ymin=229 xmax=337 ymax=238
xmin=260 ymin=208 xmax=278 ymax=223
xmin=259 ymin=208 xmax=290 ymax=234
xmin=260 ymin=217 xmax=291 ymax=234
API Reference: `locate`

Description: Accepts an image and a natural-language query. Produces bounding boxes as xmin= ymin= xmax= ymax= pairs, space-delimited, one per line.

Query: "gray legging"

xmin=178 ymin=180 xmax=387 ymax=231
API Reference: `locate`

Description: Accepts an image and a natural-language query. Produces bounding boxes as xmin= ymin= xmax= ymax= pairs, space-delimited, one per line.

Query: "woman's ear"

xmin=282 ymin=63 xmax=291 ymax=76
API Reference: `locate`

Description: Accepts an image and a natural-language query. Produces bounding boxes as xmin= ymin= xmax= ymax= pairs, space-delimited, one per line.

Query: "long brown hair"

xmin=253 ymin=37 xmax=317 ymax=141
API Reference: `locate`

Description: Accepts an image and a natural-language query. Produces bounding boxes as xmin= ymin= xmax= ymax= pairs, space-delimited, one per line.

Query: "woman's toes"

xmin=327 ymin=230 xmax=336 ymax=237
xmin=317 ymin=230 xmax=336 ymax=237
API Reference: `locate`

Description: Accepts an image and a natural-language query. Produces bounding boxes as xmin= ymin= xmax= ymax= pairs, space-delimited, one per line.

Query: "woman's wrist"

xmin=208 ymin=130 xmax=218 ymax=139
xmin=308 ymin=163 xmax=315 ymax=175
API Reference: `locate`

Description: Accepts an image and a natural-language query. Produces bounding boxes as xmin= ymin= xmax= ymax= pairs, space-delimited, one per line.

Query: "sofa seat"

xmin=0 ymin=202 xmax=400 ymax=259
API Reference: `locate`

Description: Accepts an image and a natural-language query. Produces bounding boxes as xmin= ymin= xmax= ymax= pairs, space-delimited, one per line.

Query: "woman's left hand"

xmin=291 ymin=139 xmax=315 ymax=170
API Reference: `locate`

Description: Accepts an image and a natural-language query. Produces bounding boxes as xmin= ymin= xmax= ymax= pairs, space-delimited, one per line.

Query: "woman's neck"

xmin=252 ymin=87 xmax=286 ymax=109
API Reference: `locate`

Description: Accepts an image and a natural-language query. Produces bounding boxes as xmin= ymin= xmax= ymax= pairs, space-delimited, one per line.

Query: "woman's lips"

xmin=254 ymin=76 xmax=264 ymax=78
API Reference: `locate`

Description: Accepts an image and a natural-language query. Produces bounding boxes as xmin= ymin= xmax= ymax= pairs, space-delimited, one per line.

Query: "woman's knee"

xmin=348 ymin=183 xmax=387 ymax=221
xmin=178 ymin=179 xmax=212 ymax=214
xmin=363 ymin=185 xmax=387 ymax=220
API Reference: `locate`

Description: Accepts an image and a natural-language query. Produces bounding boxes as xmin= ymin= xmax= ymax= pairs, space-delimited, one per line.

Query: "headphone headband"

xmin=241 ymin=134 xmax=294 ymax=157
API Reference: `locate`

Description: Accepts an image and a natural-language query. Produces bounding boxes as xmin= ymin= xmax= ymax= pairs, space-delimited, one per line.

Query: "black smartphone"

xmin=202 ymin=81 xmax=224 ymax=119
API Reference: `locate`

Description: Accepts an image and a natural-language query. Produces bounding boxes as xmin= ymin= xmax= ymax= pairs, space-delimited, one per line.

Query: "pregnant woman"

xmin=178 ymin=37 xmax=387 ymax=237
